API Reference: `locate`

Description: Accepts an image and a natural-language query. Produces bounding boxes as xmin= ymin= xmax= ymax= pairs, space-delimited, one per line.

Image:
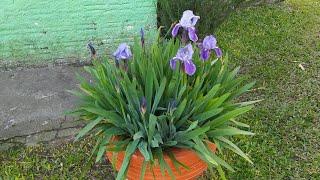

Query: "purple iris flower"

xmin=170 ymin=44 xmax=196 ymax=76
xmin=113 ymin=43 xmax=132 ymax=69
xmin=113 ymin=43 xmax=132 ymax=61
xmin=200 ymin=35 xmax=222 ymax=61
xmin=172 ymin=10 xmax=200 ymax=42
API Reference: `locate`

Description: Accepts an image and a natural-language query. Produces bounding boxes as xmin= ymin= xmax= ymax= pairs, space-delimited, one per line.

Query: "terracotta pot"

xmin=106 ymin=142 xmax=216 ymax=180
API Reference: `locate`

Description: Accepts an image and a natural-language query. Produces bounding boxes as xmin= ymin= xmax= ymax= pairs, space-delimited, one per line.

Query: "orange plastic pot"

xmin=106 ymin=142 xmax=216 ymax=180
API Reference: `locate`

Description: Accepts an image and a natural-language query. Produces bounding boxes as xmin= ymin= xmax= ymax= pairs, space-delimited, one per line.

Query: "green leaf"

xmin=145 ymin=65 xmax=154 ymax=112
xmin=193 ymin=139 xmax=218 ymax=167
xmin=133 ymin=131 xmax=144 ymax=140
xmin=116 ymin=139 xmax=140 ymax=180
xmin=82 ymin=107 xmax=125 ymax=127
xmin=226 ymin=66 xmax=240 ymax=81
xmin=230 ymin=119 xmax=250 ymax=128
xmin=210 ymin=153 xmax=234 ymax=172
xmin=95 ymin=134 xmax=113 ymax=163
xmin=155 ymin=148 xmax=175 ymax=179
xmin=177 ymin=84 xmax=186 ymax=101
xmin=139 ymin=160 xmax=148 ymax=180
xmin=104 ymin=127 xmax=127 ymax=136
xmin=138 ymin=141 xmax=150 ymax=161
xmin=206 ymin=93 xmax=231 ymax=110
xmin=154 ymin=133 xmax=163 ymax=144
xmin=66 ymin=89 xmax=85 ymax=98
xmin=75 ymin=117 xmax=103 ymax=140
xmin=206 ymin=106 xmax=253 ymax=128
xmin=231 ymin=81 xmax=255 ymax=99
xmin=164 ymin=141 xmax=177 ymax=146
xmin=151 ymin=78 xmax=167 ymax=113
xmin=235 ymin=99 xmax=263 ymax=107
xmin=151 ymin=139 xmax=159 ymax=148
xmin=207 ymin=127 xmax=255 ymax=137
xmin=80 ymin=136 xmax=102 ymax=178
xmin=186 ymin=120 xmax=198 ymax=132
xmin=217 ymin=136 xmax=253 ymax=164
xmin=217 ymin=165 xmax=227 ymax=180
xmin=194 ymin=84 xmax=221 ymax=110
xmin=173 ymin=99 xmax=187 ymax=120
xmin=148 ymin=114 xmax=157 ymax=144
xmin=167 ymin=151 xmax=190 ymax=172
xmin=175 ymin=126 xmax=210 ymax=142
xmin=95 ymin=145 xmax=107 ymax=163
xmin=193 ymin=108 xmax=224 ymax=123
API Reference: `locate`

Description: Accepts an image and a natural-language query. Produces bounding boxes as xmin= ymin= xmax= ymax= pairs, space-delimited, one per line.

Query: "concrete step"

xmin=0 ymin=65 xmax=89 ymax=149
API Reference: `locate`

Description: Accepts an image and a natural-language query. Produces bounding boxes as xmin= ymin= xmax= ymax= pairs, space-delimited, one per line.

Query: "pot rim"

xmin=108 ymin=137 xmax=216 ymax=161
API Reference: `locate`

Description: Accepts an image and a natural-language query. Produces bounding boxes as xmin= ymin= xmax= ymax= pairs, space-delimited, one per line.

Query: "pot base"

xmin=106 ymin=143 xmax=216 ymax=180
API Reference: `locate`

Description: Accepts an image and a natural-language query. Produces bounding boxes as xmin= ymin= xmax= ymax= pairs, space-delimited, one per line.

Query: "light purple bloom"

xmin=200 ymin=35 xmax=222 ymax=61
xmin=170 ymin=44 xmax=196 ymax=76
xmin=172 ymin=10 xmax=200 ymax=42
xmin=113 ymin=43 xmax=132 ymax=61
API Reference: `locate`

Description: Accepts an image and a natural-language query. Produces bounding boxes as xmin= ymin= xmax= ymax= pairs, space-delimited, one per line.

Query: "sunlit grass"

xmin=1 ymin=0 xmax=319 ymax=179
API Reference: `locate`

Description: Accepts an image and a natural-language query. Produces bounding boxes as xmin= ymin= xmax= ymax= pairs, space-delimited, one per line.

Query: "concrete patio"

xmin=0 ymin=65 xmax=88 ymax=150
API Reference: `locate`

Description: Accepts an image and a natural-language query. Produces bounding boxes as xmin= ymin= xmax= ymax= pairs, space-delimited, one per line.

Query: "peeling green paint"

xmin=0 ymin=0 xmax=156 ymax=65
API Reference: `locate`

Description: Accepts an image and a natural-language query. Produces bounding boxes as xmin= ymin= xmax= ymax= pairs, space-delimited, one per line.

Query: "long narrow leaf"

xmin=207 ymin=126 xmax=255 ymax=137
xmin=151 ymin=78 xmax=166 ymax=113
xmin=75 ymin=117 xmax=103 ymax=140
xmin=217 ymin=136 xmax=253 ymax=164
xmin=206 ymin=106 xmax=253 ymax=128
xmin=116 ymin=139 xmax=140 ymax=180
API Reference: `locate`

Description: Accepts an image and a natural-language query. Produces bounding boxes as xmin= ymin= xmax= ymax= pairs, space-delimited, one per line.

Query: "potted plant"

xmin=70 ymin=10 xmax=256 ymax=180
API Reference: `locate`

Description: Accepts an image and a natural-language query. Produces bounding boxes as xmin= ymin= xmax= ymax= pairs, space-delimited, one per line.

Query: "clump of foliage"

xmin=158 ymin=0 xmax=244 ymax=36
xmin=157 ymin=0 xmax=280 ymax=36
xmin=71 ymin=10 xmax=256 ymax=180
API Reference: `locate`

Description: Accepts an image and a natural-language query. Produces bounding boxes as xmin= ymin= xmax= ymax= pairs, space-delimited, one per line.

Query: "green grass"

xmin=0 ymin=139 xmax=115 ymax=179
xmin=1 ymin=0 xmax=319 ymax=179
xmin=215 ymin=0 xmax=320 ymax=179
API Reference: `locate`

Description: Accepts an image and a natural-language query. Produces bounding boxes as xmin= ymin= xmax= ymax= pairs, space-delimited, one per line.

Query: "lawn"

xmin=215 ymin=0 xmax=320 ymax=179
xmin=1 ymin=0 xmax=319 ymax=179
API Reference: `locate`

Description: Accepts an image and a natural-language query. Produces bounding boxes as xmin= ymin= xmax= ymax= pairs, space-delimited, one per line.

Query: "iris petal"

xmin=190 ymin=16 xmax=200 ymax=26
xmin=170 ymin=58 xmax=177 ymax=70
xmin=187 ymin=27 xmax=198 ymax=42
xmin=200 ymin=49 xmax=210 ymax=61
xmin=184 ymin=60 xmax=196 ymax=76
xmin=172 ymin=24 xmax=181 ymax=37
xmin=180 ymin=10 xmax=200 ymax=28
xmin=113 ymin=43 xmax=132 ymax=60
xmin=214 ymin=48 xmax=222 ymax=58
xmin=202 ymin=35 xmax=217 ymax=50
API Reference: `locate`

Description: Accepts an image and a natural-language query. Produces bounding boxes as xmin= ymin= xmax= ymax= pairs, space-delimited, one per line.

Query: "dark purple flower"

xmin=140 ymin=28 xmax=145 ymax=48
xmin=87 ymin=42 xmax=96 ymax=58
xmin=170 ymin=44 xmax=196 ymax=76
xmin=172 ymin=10 xmax=200 ymax=42
xmin=113 ymin=43 xmax=132 ymax=61
xmin=140 ymin=97 xmax=147 ymax=114
xmin=200 ymin=35 xmax=222 ymax=61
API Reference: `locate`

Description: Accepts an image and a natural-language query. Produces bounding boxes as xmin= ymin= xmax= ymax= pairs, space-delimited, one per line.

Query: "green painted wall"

xmin=0 ymin=0 xmax=156 ymax=65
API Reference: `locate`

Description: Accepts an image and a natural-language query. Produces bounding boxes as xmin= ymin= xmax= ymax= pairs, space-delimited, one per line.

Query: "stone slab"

xmin=0 ymin=65 xmax=89 ymax=140
xmin=26 ymin=131 xmax=57 ymax=146
xmin=57 ymin=128 xmax=80 ymax=138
